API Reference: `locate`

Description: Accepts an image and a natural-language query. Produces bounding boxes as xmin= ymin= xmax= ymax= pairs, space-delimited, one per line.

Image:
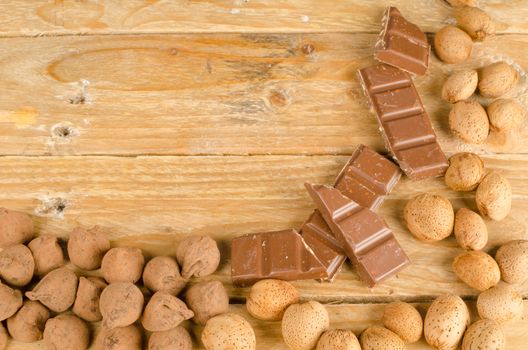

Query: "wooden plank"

xmin=0 ymin=1 xmax=526 ymax=37
xmin=0 ymin=155 xmax=527 ymax=301
xmin=5 ymin=302 xmax=528 ymax=349
xmin=1 ymin=32 xmax=528 ymax=157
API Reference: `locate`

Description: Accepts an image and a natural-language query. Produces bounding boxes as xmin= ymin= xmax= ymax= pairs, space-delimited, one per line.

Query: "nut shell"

xmin=382 ymin=301 xmax=423 ymax=343
xmin=487 ymin=98 xmax=525 ymax=132
xmin=148 ymin=326 xmax=193 ymax=350
xmin=101 ymin=247 xmax=145 ymax=283
xmin=445 ymin=153 xmax=485 ymax=192
xmin=360 ymin=326 xmax=405 ymax=350
xmin=43 ymin=314 xmax=89 ymax=350
xmin=68 ymin=226 xmax=110 ymax=271
xmin=449 ymin=100 xmax=489 ymax=144
xmin=28 ymin=235 xmax=65 ymax=276
xmin=7 ymin=300 xmax=50 ymax=343
xmin=476 ymin=172 xmax=512 ymax=221
xmin=316 ymin=329 xmax=360 ymax=350
xmin=404 ymin=193 xmax=454 ymax=241
xmin=455 ymin=7 xmax=495 ymax=41
xmin=461 ymin=319 xmax=505 ymax=350
xmin=202 ymin=313 xmax=256 ymax=350
xmin=0 ymin=283 xmax=23 ymax=321
xmin=246 ymin=279 xmax=299 ymax=321
xmin=454 ymin=208 xmax=488 ymax=250
xmin=0 ymin=208 xmax=34 ymax=248
xmin=26 ymin=267 xmax=78 ymax=313
xmin=434 ymin=25 xmax=473 ymax=64
xmin=142 ymin=291 xmax=194 ymax=332
xmin=282 ymin=301 xmax=330 ymax=350
xmin=176 ymin=236 xmax=220 ymax=278
xmin=0 ymin=243 xmax=34 ymax=287
xmin=424 ymin=294 xmax=469 ymax=350
xmin=477 ymin=284 xmax=524 ymax=324
xmin=495 ymin=240 xmax=528 ymax=284
xmin=185 ymin=280 xmax=228 ymax=325
xmin=95 ymin=325 xmax=142 ymax=350
xmin=478 ymin=62 xmax=519 ymax=98
xmin=100 ymin=282 xmax=144 ymax=329
xmin=142 ymin=256 xmax=186 ymax=295
xmin=452 ymin=251 xmax=500 ymax=291
xmin=442 ymin=70 xmax=478 ymax=103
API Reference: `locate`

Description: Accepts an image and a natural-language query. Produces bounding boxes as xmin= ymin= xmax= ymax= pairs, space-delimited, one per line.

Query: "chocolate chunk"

xmin=305 ymin=183 xmax=409 ymax=286
xmin=358 ymin=64 xmax=448 ymax=180
xmin=230 ymin=229 xmax=326 ymax=287
xmin=374 ymin=7 xmax=430 ymax=75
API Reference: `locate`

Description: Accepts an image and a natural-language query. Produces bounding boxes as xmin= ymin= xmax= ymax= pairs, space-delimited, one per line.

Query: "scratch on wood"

xmin=34 ymin=196 xmax=68 ymax=219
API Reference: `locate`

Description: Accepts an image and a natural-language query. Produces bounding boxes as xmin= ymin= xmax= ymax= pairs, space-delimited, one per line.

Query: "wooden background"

xmin=1 ymin=1 xmax=527 ymax=349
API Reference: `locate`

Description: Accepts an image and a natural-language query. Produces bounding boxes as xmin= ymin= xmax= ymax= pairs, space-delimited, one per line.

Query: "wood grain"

xmin=1 ymin=33 xmax=528 ymax=157
xmin=1 ymin=155 xmax=526 ymax=302
xmin=0 ymin=0 xmax=526 ymax=37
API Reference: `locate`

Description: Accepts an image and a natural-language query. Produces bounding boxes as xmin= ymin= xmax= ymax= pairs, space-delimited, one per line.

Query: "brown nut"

xmin=479 ymin=62 xmax=519 ymax=98
xmin=0 ymin=282 xmax=23 ymax=321
xmin=487 ymin=98 xmax=525 ymax=132
xmin=148 ymin=326 xmax=193 ymax=350
xmin=0 ymin=323 xmax=7 ymax=350
xmin=176 ymin=236 xmax=220 ymax=278
xmin=360 ymin=326 xmax=405 ymax=350
xmin=455 ymin=7 xmax=495 ymax=41
xmin=43 ymin=314 xmax=89 ymax=350
xmin=316 ymin=329 xmax=360 ymax=350
xmin=7 ymin=300 xmax=50 ymax=342
xmin=0 ymin=243 xmax=34 ymax=287
xmin=73 ymin=276 xmax=107 ymax=322
xmin=477 ymin=284 xmax=524 ymax=324
xmin=454 ymin=208 xmax=488 ymax=250
xmin=495 ymin=240 xmax=528 ymax=284
xmin=142 ymin=291 xmax=194 ymax=332
xmin=434 ymin=25 xmax=473 ymax=64
xmin=282 ymin=301 xmax=330 ymax=350
xmin=476 ymin=171 xmax=512 ymax=221
xmin=461 ymin=319 xmax=505 ymax=350
xmin=28 ymin=235 xmax=64 ymax=276
xmin=101 ymin=247 xmax=145 ymax=284
xmin=404 ymin=193 xmax=454 ymax=241
xmin=68 ymin=226 xmax=110 ymax=271
xmin=449 ymin=100 xmax=489 ymax=144
xmin=445 ymin=152 xmax=485 ymax=192
xmin=0 ymin=208 xmax=34 ymax=248
xmin=95 ymin=325 xmax=142 ymax=350
xmin=442 ymin=70 xmax=478 ymax=103
xmin=100 ymin=282 xmax=144 ymax=329
xmin=202 ymin=313 xmax=256 ymax=350
xmin=452 ymin=251 xmax=500 ymax=291
xmin=246 ymin=279 xmax=299 ymax=321
xmin=185 ymin=280 xmax=229 ymax=325
xmin=382 ymin=301 xmax=423 ymax=343
xmin=26 ymin=267 xmax=78 ymax=313
xmin=143 ymin=256 xmax=186 ymax=295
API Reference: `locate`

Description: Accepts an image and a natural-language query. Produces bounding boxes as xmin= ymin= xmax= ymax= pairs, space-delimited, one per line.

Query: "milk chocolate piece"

xmin=358 ymin=64 xmax=448 ymax=180
xmin=231 ymin=229 xmax=326 ymax=287
xmin=305 ymin=183 xmax=409 ymax=286
xmin=374 ymin=7 xmax=430 ymax=75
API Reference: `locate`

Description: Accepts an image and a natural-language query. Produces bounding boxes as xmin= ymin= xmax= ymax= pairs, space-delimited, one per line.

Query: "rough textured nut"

xmin=100 ymin=282 xmax=144 ymax=329
xmin=479 ymin=62 xmax=519 ymax=98
xmin=454 ymin=208 xmax=488 ymax=250
xmin=43 ymin=314 xmax=89 ymax=350
xmin=28 ymin=235 xmax=64 ymax=276
xmin=142 ymin=291 xmax=194 ymax=332
xmin=445 ymin=153 xmax=485 ymax=192
xmin=476 ymin=172 xmax=512 ymax=221
xmin=7 ymin=300 xmax=49 ymax=343
xmin=404 ymin=193 xmax=454 ymax=241
xmin=452 ymin=251 xmax=500 ymax=291
xmin=495 ymin=240 xmax=528 ymax=284
xmin=148 ymin=326 xmax=193 ymax=350
xmin=424 ymin=294 xmax=470 ymax=350
xmin=487 ymin=98 xmax=525 ymax=132
xmin=449 ymin=100 xmax=489 ymax=144
xmin=461 ymin=319 xmax=505 ymax=350
xmin=68 ymin=226 xmax=110 ymax=271
xmin=282 ymin=301 xmax=330 ymax=350
xmin=26 ymin=267 xmax=78 ymax=313
xmin=0 ymin=323 xmax=7 ymax=350
xmin=0 ymin=282 xmax=23 ymax=321
xmin=360 ymin=326 xmax=405 ymax=350
xmin=185 ymin=280 xmax=229 ymax=325
xmin=0 ymin=208 xmax=34 ymax=248
xmin=442 ymin=70 xmax=478 ymax=103
xmin=446 ymin=0 xmax=476 ymax=6
xmin=95 ymin=325 xmax=142 ymax=350
xmin=246 ymin=279 xmax=300 ymax=321
xmin=0 ymin=243 xmax=34 ymax=287
xmin=73 ymin=276 xmax=107 ymax=322
xmin=382 ymin=301 xmax=423 ymax=343
xmin=477 ymin=284 xmax=524 ymax=324
xmin=142 ymin=256 xmax=186 ymax=295
xmin=316 ymin=329 xmax=360 ymax=350
xmin=434 ymin=25 xmax=473 ymax=63
xmin=101 ymin=247 xmax=145 ymax=283
xmin=176 ymin=236 xmax=220 ymax=278
xmin=202 ymin=313 xmax=256 ymax=350
xmin=455 ymin=7 xmax=495 ymax=41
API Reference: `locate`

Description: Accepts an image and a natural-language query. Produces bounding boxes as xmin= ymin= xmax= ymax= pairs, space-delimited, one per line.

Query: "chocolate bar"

xmin=358 ymin=64 xmax=448 ymax=180
xmin=230 ymin=229 xmax=326 ymax=287
xmin=300 ymin=144 xmax=401 ymax=281
xmin=305 ymin=183 xmax=409 ymax=286
xmin=374 ymin=7 xmax=430 ymax=75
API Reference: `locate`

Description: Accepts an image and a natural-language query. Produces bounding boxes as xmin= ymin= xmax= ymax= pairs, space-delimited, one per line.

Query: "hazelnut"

xmin=101 ymin=247 xmax=145 ymax=284
xmin=73 ymin=276 xmax=107 ymax=322
xmin=141 ymin=291 xmax=194 ymax=332
xmin=185 ymin=280 xmax=229 ymax=325
xmin=143 ymin=256 xmax=186 ymax=295
xmin=67 ymin=226 xmax=110 ymax=271
xmin=43 ymin=314 xmax=89 ymax=350
xmin=0 ymin=243 xmax=35 ymax=287
xmin=176 ymin=236 xmax=220 ymax=278
xmin=0 ymin=208 xmax=34 ymax=248
xmin=7 ymin=300 xmax=50 ymax=342
xmin=100 ymin=282 xmax=144 ymax=329
xmin=26 ymin=267 xmax=78 ymax=313
xmin=28 ymin=235 xmax=65 ymax=276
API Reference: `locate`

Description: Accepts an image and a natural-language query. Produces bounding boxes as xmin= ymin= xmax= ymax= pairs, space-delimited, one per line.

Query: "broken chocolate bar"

xmin=374 ymin=7 xmax=430 ymax=75
xmin=231 ymin=229 xmax=326 ymax=287
xmin=357 ymin=64 xmax=448 ymax=180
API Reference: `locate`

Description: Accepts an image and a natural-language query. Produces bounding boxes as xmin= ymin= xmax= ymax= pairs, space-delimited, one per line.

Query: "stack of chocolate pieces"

xmin=231 ymin=7 xmax=448 ymax=288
